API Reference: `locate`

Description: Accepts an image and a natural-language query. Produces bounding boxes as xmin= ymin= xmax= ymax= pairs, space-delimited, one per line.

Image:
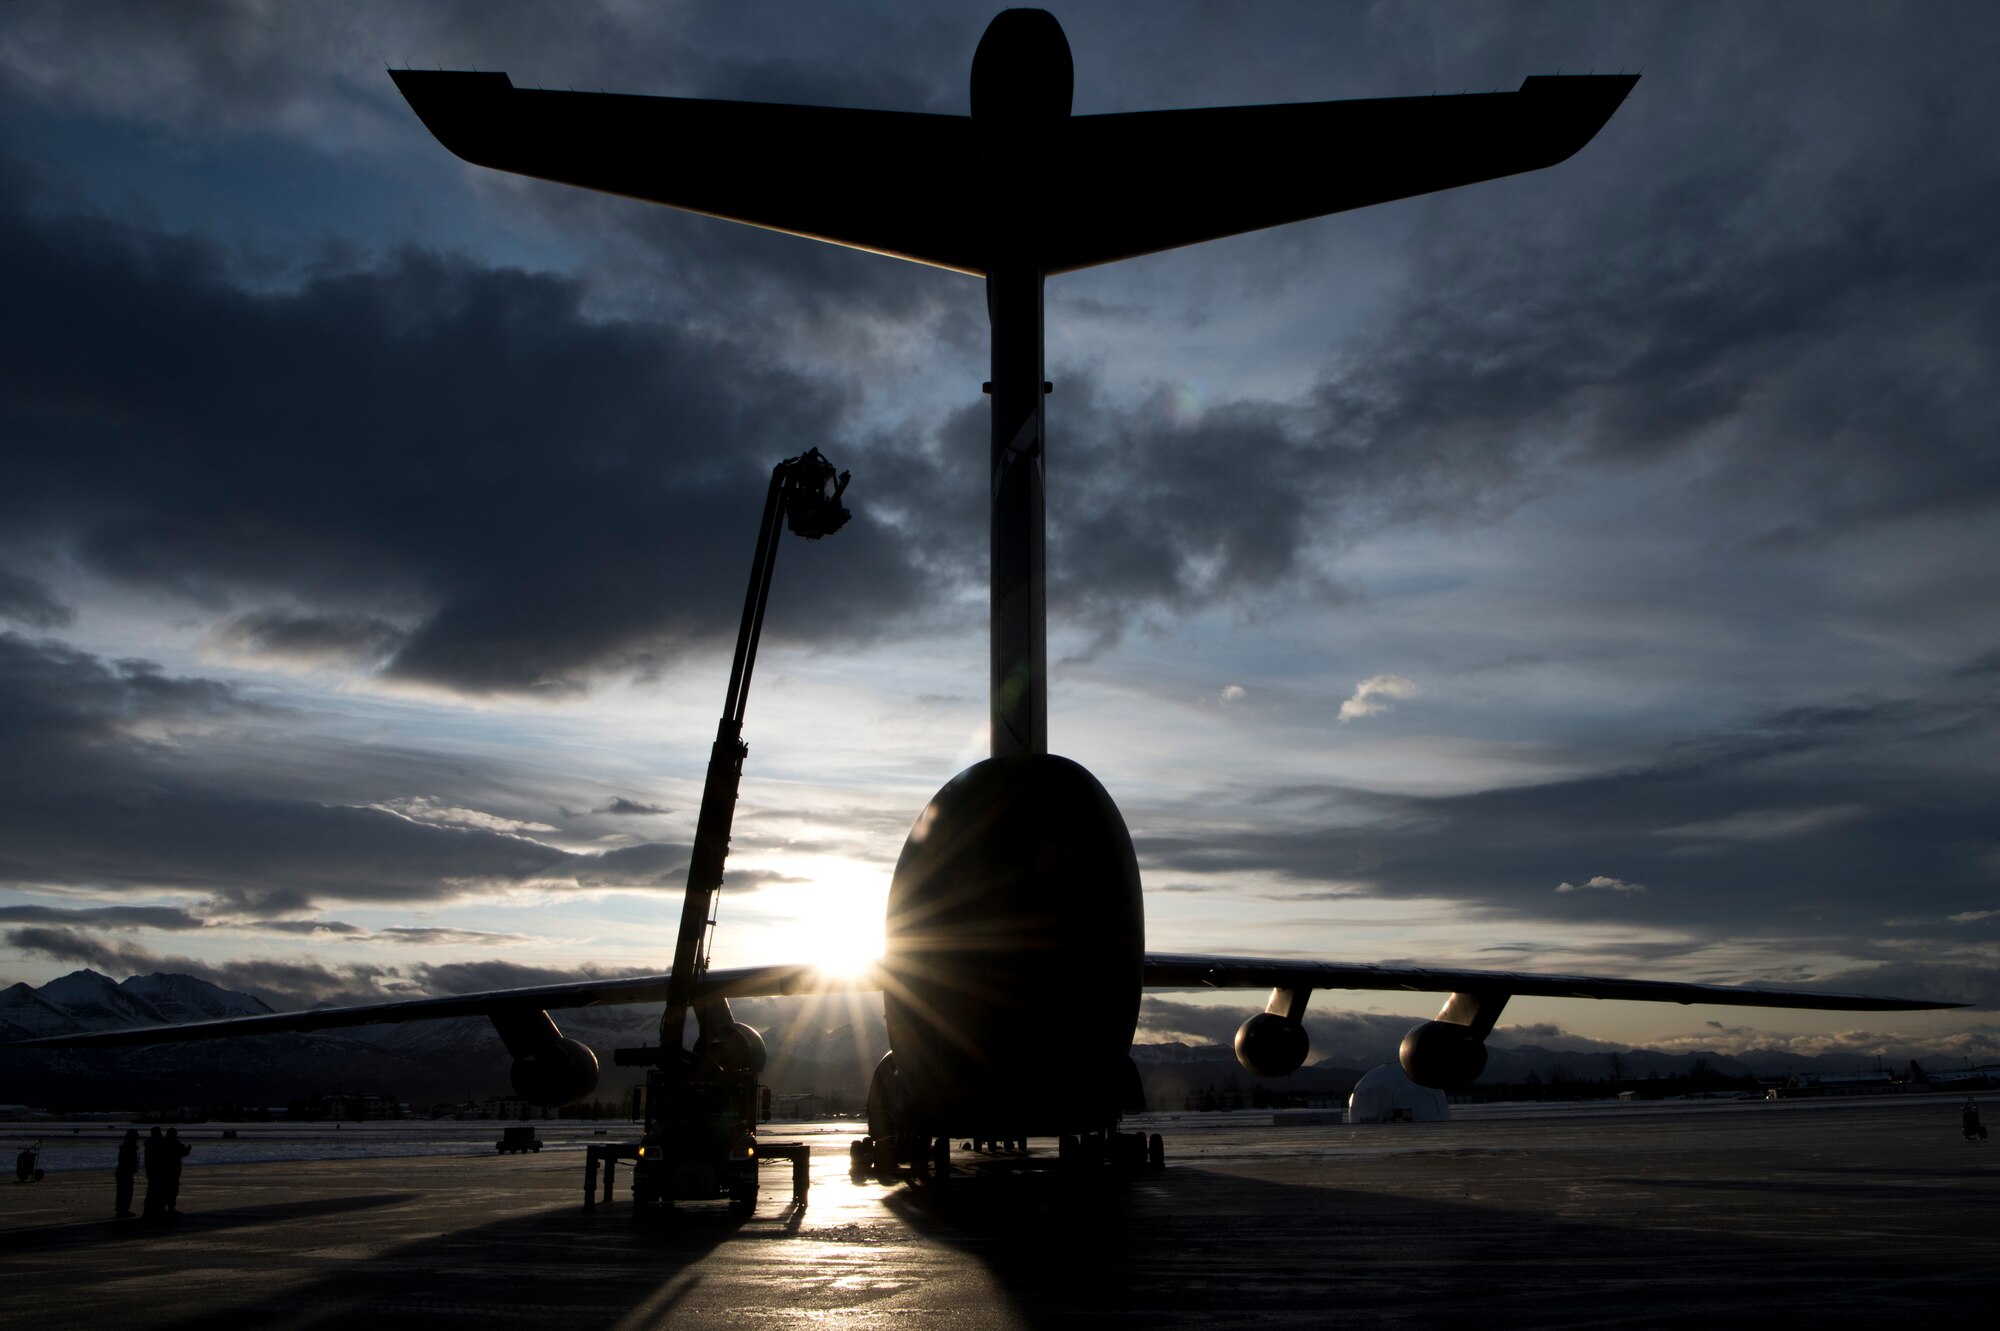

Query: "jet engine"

xmin=700 ymin=1021 xmax=767 ymax=1077
xmin=490 ymin=1006 xmax=601 ymax=1107
xmin=1398 ymin=1020 xmax=1488 ymax=1090
xmin=1234 ymin=1012 xmax=1310 ymax=1078
xmin=509 ymin=1035 xmax=601 ymax=1107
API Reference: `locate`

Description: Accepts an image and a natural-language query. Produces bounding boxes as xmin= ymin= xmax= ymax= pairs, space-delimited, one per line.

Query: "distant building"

xmin=1349 ymin=1065 xmax=1449 ymax=1124
xmin=294 ymin=1092 xmax=405 ymax=1121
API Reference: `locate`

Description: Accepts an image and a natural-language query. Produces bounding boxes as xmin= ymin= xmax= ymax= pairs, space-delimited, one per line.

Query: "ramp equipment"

xmin=611 ymin=448 xmax=849 ymax=1216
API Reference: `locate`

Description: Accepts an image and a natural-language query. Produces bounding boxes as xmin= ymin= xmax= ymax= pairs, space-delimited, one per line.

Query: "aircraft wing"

xmin=10 ymin=949 xmax=1956 ymax=1051
xmin=3 ymin=963 xmax=879 ymax=1049
xmin=1142 ymin=953 xmax=1963 ymax=1012
xmin=388 ymin=70 xmax=1638 ymax=276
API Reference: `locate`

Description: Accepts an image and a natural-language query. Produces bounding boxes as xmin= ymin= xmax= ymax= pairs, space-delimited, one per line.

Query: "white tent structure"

xmin=1348 ymin=1064 xmax=1451 ymax=1124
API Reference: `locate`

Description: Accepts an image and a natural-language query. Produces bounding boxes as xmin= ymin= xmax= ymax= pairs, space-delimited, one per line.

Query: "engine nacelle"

xmin=866 ymin=1051 xmax=901 ymax=1140
xmin=701 ymin=1022 xmax=768 ymax=1077
xmin=509 ymin=1036 xmax=601 ymax=1107
xmin=1398 ymin=1021 xmax=1488 ymax=1091
xmin=1234 ymin=1012 xmax=1310 ymax=1078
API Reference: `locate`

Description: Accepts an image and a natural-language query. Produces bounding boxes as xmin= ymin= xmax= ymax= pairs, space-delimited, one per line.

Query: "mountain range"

xmin=0 ymin=970 xmax=1953 ymax=1112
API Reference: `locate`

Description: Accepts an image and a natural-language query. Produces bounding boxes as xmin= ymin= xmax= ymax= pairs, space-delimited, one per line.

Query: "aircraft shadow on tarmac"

xmin=1629 ymin=1173 xmax=2000 ymax=1203
xmin=143 ymin=1202 xmax=751 ymax=1331
xmin=1804 ymin=1162 xmax=2000 ymax=1181
xmin=8 ymin=1192 xmax=420 ymax=1256
xmin=104 ymin=1165 xmax=1998 ymax=1329
xmin=882 ymin=1161 xmax=2000 ymax=1327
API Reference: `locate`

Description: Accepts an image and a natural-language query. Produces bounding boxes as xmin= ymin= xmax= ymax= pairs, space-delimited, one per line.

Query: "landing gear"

xmin=1053 ymin=1128 xmax=1163 ymax=1173
xmin=849 ymin=1127 xmax=1164 ymax=1182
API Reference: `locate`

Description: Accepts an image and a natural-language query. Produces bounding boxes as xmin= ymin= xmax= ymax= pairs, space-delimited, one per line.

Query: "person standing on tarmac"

xmin=114 ymin=1129 xmax=139 ymax=1218
xmin=141 ymin=1126 xmax=164 ymax=1220
xmin=161 ymin=1127 xmax=190 ymax=1215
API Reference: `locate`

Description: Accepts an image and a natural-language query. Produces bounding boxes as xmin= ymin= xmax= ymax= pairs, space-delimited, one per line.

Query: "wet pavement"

xmin=3 ymin=1099 xmax=1996 ymax=1328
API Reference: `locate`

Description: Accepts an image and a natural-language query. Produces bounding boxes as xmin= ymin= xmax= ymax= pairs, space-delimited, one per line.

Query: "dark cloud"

xmin=257 ymin=918 xmax=367 ymax=936
xmin=1043 ymin=384 xmax=1341 ymax=654
xmin=1139 ymin=683 xmax=2000 ymax=1004
xmin=209 ymin=609 xmax=407 ymax=669
xmin=1956 ymin=649 xmax=2000 ymax=678
xmin=597 ymin=798 xmax=667 ymax=816
xmin=10 ymin=6 xmax=1991 ymax=678
xmin=0 ymin=167 xmax=951 ymax=696
xmin=3 ymin=925 xmax=397 ymax=1009
xmin=0 ymin=904 xmax=205 ymax=931
xmin=0 ymin=569 xmax=72 ymax=629
xmin=1811 ymin=961 xmax=2000 ymax=1014
xmin=1292 ymin=17 xmax=2000 ymax=546
xmin=378 ymin=926 xmax=531 ymax=946
xmin=0 ymin=632 xmax=686 ymax=913
xmin=410 ymin=958 xmax=654 ymax=995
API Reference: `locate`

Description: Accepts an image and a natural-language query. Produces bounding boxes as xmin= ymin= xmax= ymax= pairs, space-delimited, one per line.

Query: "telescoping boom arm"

xmin=659 ymin=449 xmax=851 ymax=1055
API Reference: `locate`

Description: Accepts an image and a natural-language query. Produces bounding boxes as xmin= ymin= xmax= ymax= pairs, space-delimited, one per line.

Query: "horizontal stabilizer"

xmin=1047 ymin=76 xmax=1639 ymax=272
xmin=390 ymin=71 xmax=983 ymax=272
xmin=389 ymin=71 xmax=1638 ymax=276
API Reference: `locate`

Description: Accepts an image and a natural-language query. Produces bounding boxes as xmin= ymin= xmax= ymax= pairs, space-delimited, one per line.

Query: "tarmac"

xmin=3 ymin=1097 xmax=1996 ymax=1328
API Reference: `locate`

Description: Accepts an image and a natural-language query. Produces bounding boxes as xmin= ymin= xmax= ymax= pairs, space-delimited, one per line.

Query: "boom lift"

xmin=620 ymin=448 xmax=850 ymax=1215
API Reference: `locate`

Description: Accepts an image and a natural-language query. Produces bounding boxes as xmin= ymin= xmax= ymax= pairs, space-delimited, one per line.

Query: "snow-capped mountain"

xmin=121 ymin=972 xmax=272 ymax=1024
xmin=0 ymin=982 xmax=76 ymax=1040
xmin=35 ymin=970 xmax=169 ymax=1032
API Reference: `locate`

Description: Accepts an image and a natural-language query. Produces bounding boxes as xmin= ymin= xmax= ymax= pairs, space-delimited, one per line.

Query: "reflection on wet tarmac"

xmin=3 ymin=1099 xmax=1996 ymax=1328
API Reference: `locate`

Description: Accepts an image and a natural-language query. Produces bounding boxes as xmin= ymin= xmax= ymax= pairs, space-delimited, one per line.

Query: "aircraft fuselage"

xmin=878 ymin=753 xmax=1145 ymax=1140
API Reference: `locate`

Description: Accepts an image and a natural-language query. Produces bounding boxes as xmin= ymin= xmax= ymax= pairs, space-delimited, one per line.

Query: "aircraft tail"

xmin=390 ymin=70 xmax=1637 ymax=277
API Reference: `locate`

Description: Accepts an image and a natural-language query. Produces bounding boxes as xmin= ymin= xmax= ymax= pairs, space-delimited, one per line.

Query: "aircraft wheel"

xmin=1148 ymin=1133 xmax=1165 ymax=1169
xmin=872 ymin=1135 xmax=899 ymax=1172
xmin=931 ymin=1135 xmax=951 ymax=1180
xmin=1058 ymin=1134 xmax=1078 ymax=1166
xmin=728 ymin=1177 xmax=757 ymax=1217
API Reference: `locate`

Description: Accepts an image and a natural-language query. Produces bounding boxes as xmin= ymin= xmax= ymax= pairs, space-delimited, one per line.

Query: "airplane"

xmin=10 ymin=10 xmax=1959 ymax=1190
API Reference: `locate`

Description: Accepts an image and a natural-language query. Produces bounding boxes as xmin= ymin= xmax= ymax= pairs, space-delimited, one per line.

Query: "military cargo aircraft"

xmin=11 ymin=11 xmax=1957 ymax=1186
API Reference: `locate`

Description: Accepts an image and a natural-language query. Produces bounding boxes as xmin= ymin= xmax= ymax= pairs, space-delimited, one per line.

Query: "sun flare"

xmin=739 ymin=856 xmax=887 ymax=978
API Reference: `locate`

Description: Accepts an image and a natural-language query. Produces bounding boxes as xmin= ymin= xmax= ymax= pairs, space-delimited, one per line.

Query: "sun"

xmin=740 ymin=856 xmax=886 ymax=979
xmin=802 ymin=905 xmax=886 ymax=980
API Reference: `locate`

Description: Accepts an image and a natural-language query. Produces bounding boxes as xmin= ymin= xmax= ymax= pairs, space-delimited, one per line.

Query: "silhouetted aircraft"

xmin=11 ymin=12 xmax=1958 ymax=1177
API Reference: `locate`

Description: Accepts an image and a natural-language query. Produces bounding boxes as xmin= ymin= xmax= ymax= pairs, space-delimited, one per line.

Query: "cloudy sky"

xmin=3 ymin=1 xmax=1996 ymax=1065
